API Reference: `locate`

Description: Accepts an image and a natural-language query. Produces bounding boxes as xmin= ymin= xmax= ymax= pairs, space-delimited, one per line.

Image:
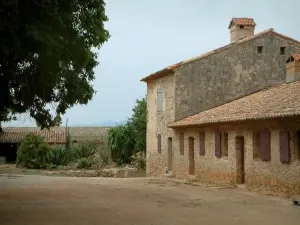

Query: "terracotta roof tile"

xmin=228 ymin=18 xmax=256 ymax=29
xmin=169 ymin=81 xmax=300 ymax=128
xmin=0 ymin=131 xmax=66 ymax=144
xmin=291 ymin=53 xmax=300 ymax=61
xmin=140 ymin=29 xmax=300 ymax=83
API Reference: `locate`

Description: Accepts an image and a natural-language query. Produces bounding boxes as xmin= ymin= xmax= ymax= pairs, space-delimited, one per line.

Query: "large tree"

xmin=0 ymin=0 xmax=110 ymax=128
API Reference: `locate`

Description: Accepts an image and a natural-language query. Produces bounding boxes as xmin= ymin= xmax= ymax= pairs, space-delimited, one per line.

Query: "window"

xmin=253 ymin=132 xmax=261 ymax=159
xmin=179 ymin=133 xmax=184 ymax=155
xmin=257 ymin=46 xmax=263 ymax=54
xmin=157 ymin=134 xmax=161 ymax=153
xmin=157 ymin=89 xmax=163 ymax=112
xmin=260 ymin=129 xmax=271 ymax=161
xmin=215 ymin=130 xmax=221 ymax=158
xmin=199 ymin=132 xmax=205 ymax=156
xmin=240 ymin=25 xmax=244 ymax=29
xmin=221 ymin=132 xmax=228 ymax=157
xmin=280 ymin=47 xmax=285 ymax=55
xmin=295 ymin=130 xmax=300 ymax=160
xmin=279 ymin=130 xmax=290 ymax=163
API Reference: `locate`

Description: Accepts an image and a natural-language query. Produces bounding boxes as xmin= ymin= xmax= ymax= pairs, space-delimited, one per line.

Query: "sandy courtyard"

xmin=0 ymin=174 xmax=299 ymax=225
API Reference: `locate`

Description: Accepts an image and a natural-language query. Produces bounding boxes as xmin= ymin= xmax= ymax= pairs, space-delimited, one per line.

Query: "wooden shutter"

xmin=157 ymin=89 xmax=162 ymax=112
xmin=180 ymin=133 xmax=184 ymax=155
xmin=215 ymin=130 xmax=221 ymax=158
xmin=157 ymin=134 xmax=161 ymax=153
xmin=260 ymin=129 xmax=270 ymax=161
xmin=199 ymin=132 xmax=205 ymax=156
xmin=279 ymin=130 xmax=290 ymax=163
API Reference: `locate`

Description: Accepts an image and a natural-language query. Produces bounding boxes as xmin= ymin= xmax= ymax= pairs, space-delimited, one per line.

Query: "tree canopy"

xmin=0 ymin=0 xmax=110 ymax=128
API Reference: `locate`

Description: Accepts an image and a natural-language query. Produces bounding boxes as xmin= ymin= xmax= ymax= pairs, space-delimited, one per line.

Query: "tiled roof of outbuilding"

xmin=0 ymin=131 xmax=66 ymax=144
xmin=291 ymin=53 xmax=300 ymax=61
xmin=169 ymin=81 xmax=300 ymax=128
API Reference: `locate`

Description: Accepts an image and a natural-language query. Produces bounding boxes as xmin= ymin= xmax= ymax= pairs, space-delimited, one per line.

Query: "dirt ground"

xmin=0 ymin=174 xmax=299 ymax=225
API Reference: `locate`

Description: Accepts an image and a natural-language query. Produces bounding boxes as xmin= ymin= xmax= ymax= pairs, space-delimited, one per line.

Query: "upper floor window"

xmin=280 ymin=47 xmax=285 ymax=55
xmin=257 ymin=46 xmax=263 ymax=54
xmin=157 ymin=88 xmax=163 ymax=112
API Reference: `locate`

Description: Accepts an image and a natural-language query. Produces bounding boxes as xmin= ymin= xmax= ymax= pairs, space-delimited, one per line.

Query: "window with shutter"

xmin=157 ymin=89 xmax=163 ymax=112
xmin=157 ymin=134 xmax=161 ymax=153
xmin=260 ymin=129 xmax=271 ymax=161
xmin=221 ymin=132 xmax=228 ymax=157
xmin=215 ymin=130 xmax=221 ymax=158
xmin=253 ymin=131 xmax=261 ymax=159
xmin=295 ymin=130 xmax=300 ymax=161
xmin=279 ymin=130 xmax=290 ymax=163
xmin=180 ymin=133 xmax=184 ymax=155
xmin=199 ymin=132 xmax=205 ymax=156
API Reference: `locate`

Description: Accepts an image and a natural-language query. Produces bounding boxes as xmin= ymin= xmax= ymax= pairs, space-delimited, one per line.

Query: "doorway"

xmin=167 ymin=137 xmax=172 ymax=172
xmin=235 ymin=136 xmax=245 ymax=184
xmin=0 ymin=143 xmax=17 ymax=163
xmin=188 ymin=137 xmax=195 ymax=175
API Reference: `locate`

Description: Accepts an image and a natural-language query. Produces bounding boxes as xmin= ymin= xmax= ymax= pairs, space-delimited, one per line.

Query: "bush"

xmin=108 ymin=123 xmax=135 ymax=165
xmin=131 ymin=151 xmax=146 ymax=171
xmin=73 ymin=142 xmax=97 ymax=159
xmin=77 ymin=158 xmax=93 ymax=169
xmin=17 ymin=134 xmax=51 ymax=169
xmin=50 ymin=146 xmax=72 ymax=167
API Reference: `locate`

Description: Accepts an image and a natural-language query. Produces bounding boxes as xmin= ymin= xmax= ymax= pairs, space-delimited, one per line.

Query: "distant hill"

xmin=68 ymin=120 xmax=125 ymax=127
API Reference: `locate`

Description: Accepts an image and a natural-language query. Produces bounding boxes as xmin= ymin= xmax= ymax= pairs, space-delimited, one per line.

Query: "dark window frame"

xmin=280 ymin=47 xmax=285 ymax=55
xmin=257 ymin=46 xmax=263 ymax=54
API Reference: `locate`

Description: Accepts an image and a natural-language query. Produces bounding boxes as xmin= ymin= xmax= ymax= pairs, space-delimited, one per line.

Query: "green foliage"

xmin=129 ymin=97 xmax=146 ymax=153
xmin=77 ymin=158 xmax=93 ymax=169
xmin=108 ymin=124 xmax=135 ymax=165
xmin=17 ymin=134 xmax=51 ymax=169
xmin=108 ymin=97 xmax=146 ymax=165
xmin=0 ymin=0 xmax=110 ymax=128
xmin=65 ymin=128 xmax=71 ymax=151
xmin=49 ymin=146 xmax=72 ymax=167
xmin=131 ymin=151 xmax=146 ymax=171
xmin=73 ymin=142 xmax=97 ymax=159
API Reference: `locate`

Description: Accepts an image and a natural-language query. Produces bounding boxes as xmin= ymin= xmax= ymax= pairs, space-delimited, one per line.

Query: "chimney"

xmin=228 ymin=18 xmax=256 ymax=43
xmin=286 ymin=53 xmax=300 ymax=83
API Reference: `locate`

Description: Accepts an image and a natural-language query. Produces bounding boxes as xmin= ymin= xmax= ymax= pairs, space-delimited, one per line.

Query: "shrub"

xmin=50 ymin=146 xmax=72 ymax=167
xmin=17 ymin=134 xmax=51 ymax=169
xmin=108 ymin=123 xmax=135 ymax=165
xmin=128 ymin=97 xmax=146 ymax=154
xmin=73 ymin=142 xmax=97 ymax=159
xmin=131 ymin=151 xmax=146 ymax=171
xmin=77 ymin=158 xmax=93 ymax=169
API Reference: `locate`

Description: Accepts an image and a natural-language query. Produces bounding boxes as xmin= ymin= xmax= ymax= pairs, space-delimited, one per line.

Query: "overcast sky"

xmin=5 ymin=0 xmax=300 ymax=127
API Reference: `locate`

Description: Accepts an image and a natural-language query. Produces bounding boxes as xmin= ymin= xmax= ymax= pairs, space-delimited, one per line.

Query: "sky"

xmin=4 ymin=0 xmax=300 ymax=127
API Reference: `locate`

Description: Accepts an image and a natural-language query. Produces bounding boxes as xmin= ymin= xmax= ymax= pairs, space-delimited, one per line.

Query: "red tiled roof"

xmin=0 ymin=131 xmax=66 ymax=144
xmin=228 ymin=18 xmax=256 ymax=29
xmin=140 ymin=29 xmax=300 ymax=83
xmin=169 ymin=81 xmax=300 ymax=128
xmin=291 ymin=53 xmax=300 ymax=61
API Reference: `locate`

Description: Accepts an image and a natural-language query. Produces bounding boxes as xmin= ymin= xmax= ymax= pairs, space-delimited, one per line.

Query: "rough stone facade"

xmin=169 ymin=119 xmax=300 ymax=196
xmin=146 ymin=74 xmax=175 ymax=176
xmin=175 ymin=33 xmax=300 ymax=121
xmin=144 ymin=23 xmax=300 ymax=196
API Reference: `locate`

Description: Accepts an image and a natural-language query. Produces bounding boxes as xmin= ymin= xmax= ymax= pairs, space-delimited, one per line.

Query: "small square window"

xmin=280 ymin=47 xmax=285 ymax=55
xmin=257 ymin=46 xmax=263 ymax=54
xmin=240 ymin=25 xmax=244 ymax=29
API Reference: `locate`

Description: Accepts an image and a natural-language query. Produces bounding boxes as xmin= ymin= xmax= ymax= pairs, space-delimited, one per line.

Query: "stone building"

xmin=141 ymin=18 xmax=300 ymax=196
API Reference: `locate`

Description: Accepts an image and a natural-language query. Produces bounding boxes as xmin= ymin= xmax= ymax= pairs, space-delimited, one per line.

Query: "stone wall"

xmin=146 ymin=74 xmax=175 ymax=176
xmin=175 ymin=33 xmax=300 ymax=121
xmin=167 ymin=119 xmax=300 ymax=196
